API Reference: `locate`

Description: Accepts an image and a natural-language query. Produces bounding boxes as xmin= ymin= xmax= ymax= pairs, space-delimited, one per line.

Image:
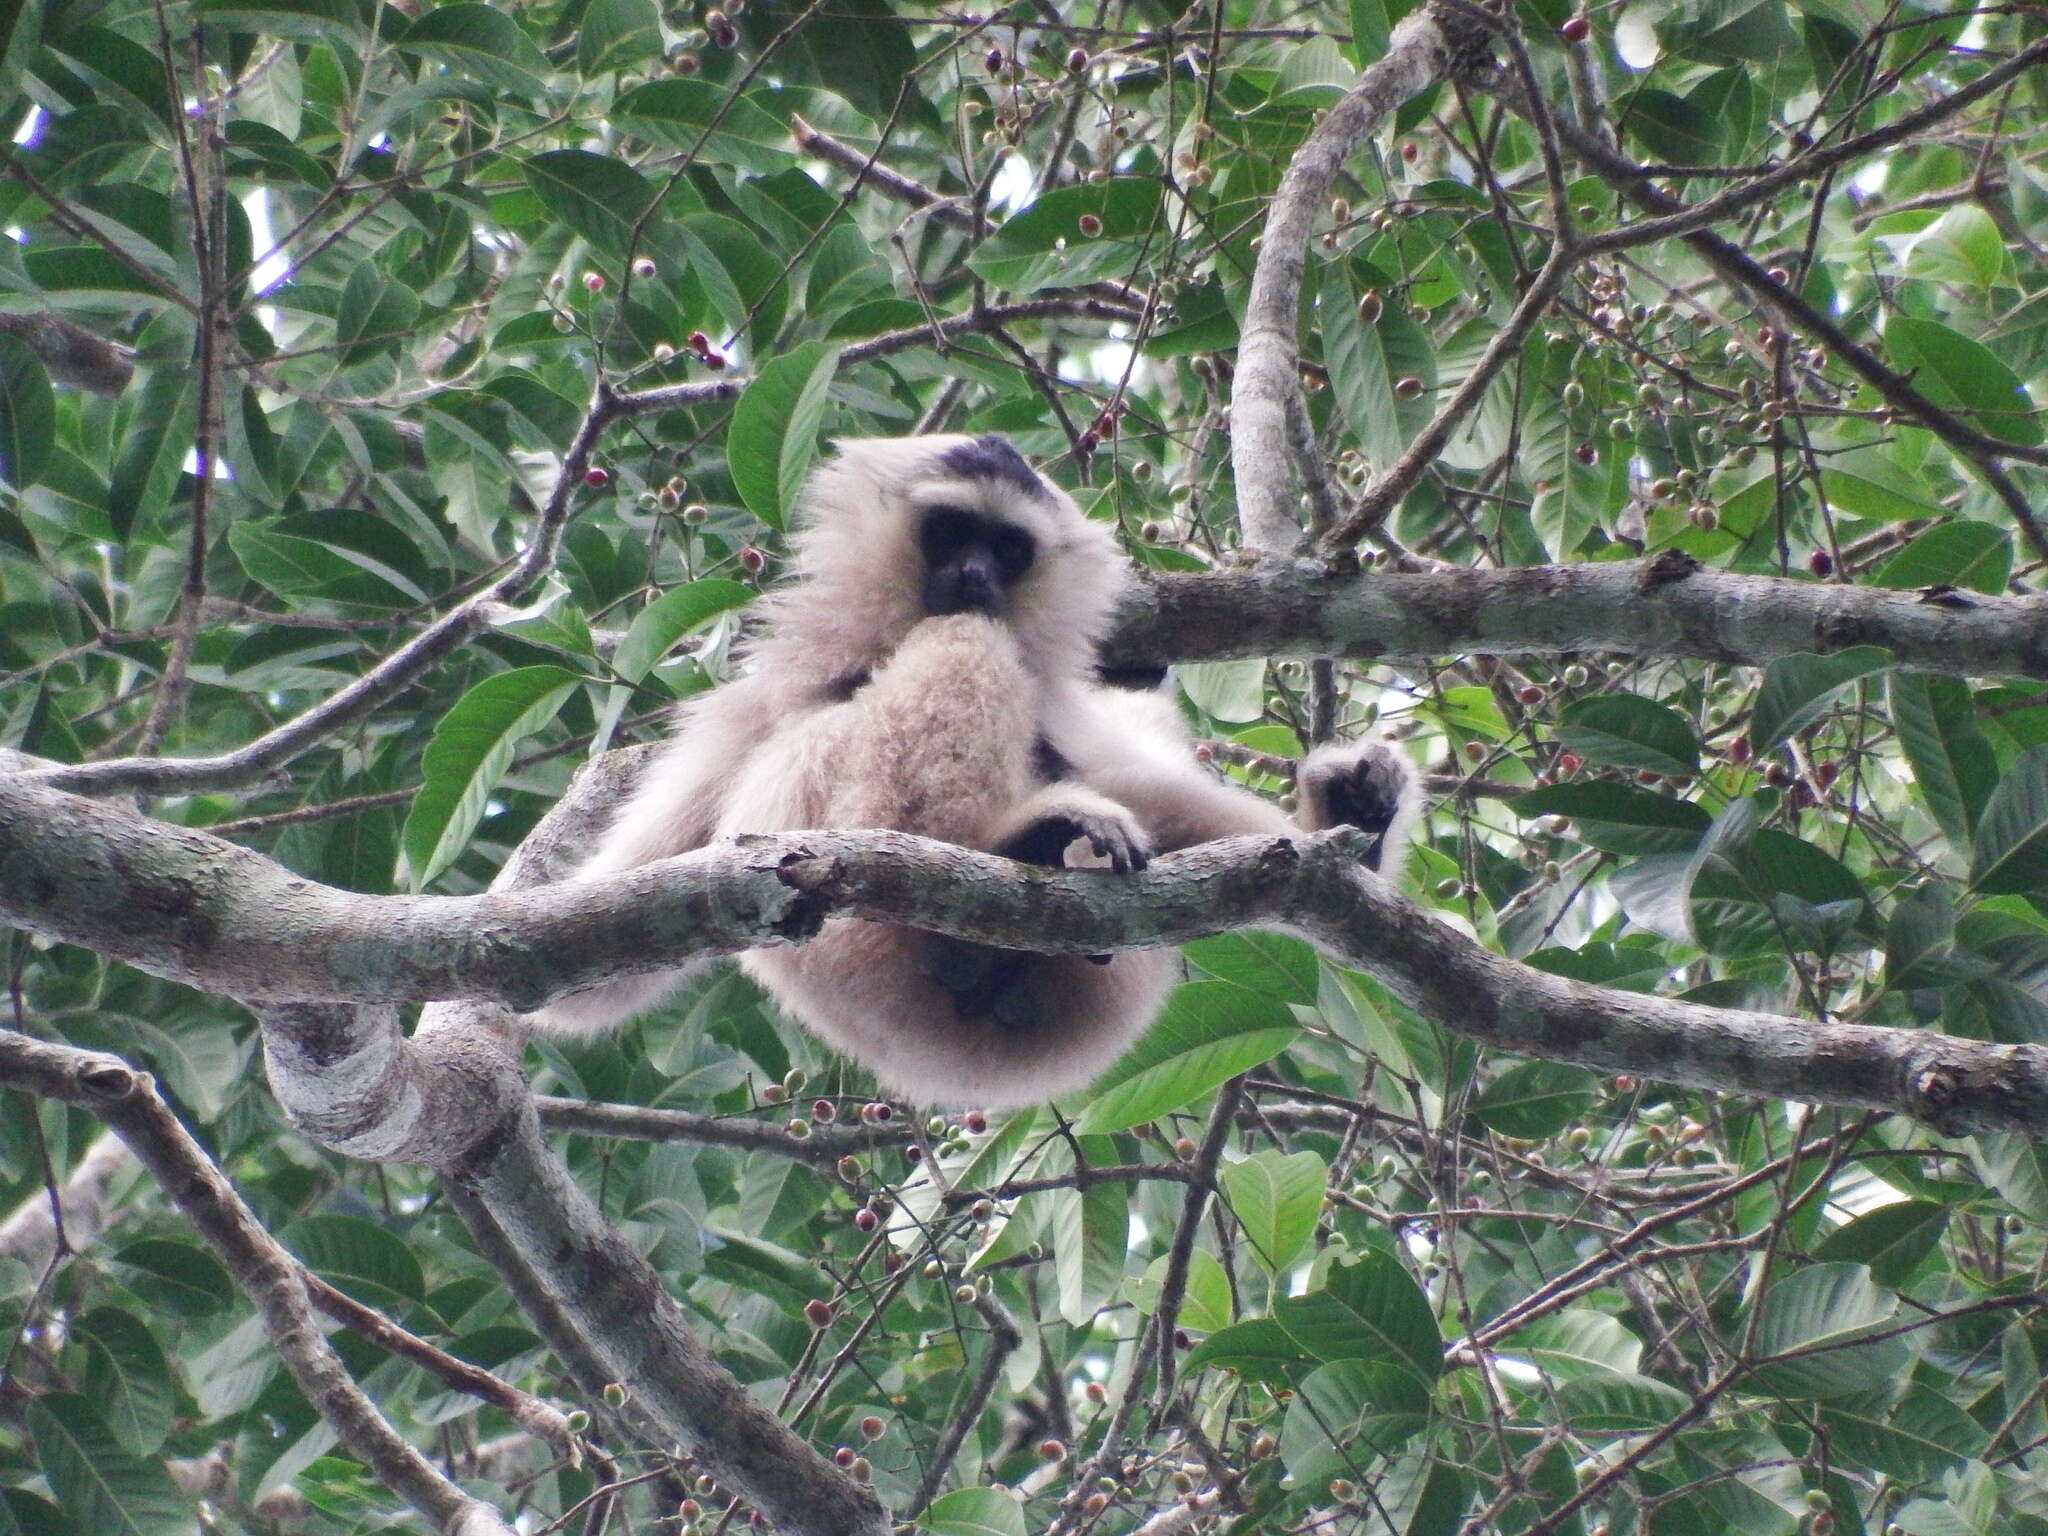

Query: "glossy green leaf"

xmin=612 ymin=578 xmax=753 ymax=683
xmin=1557 ymin=695 xmax=1700 ymax=777
xmin=1749 ymin=647 xmax=1891 ymax=753
xmin=1072 ymin=981 xmax=1300 ymax=1133
xmin=728 ymin=341 xmax=840 ymax=531
xmin=27 ymin=1395 xmax=189 ymax=1536
xmin=523 ymin=150 xmax=661 ymax=258
xmin=1887 ymin=316 xmax=2042 ymax=447
xmin=1511 ymin=782 xmax=1710 ymax=856
xmin=401 ymin=666 xmax=579 ymax=889
xmin=0 ymin=333 xmax=51 ymax=490
xmin=1891 ymin=673 xmax=1996 ymax=850
xmin=1813 ymin=1201 xmax=1948 ymax=1287
xmin=1220 ymin=1150 xmax=1325 ymax=1273
xmin=968 ymin=178 xmax=1165 ymax=290
xmin=919 ymin=1488 xmax=1028 ymax=1536
xmin=1470 ymin=1060 xmax=1599 ymax=1139
xmin=614 ymin=80 xmax=792 ymax=172
xmin=398 ymin=4 xmax=548 ymax=90
xmin=281 ymin=1214 xmax=427 ymax=1307
xmin=1873 ymin=521 xmax=2011 ymax=593
xmin=1970 ymin=745 xmax=2048 ymax=894
xmin=1750 ymin=1263 xmax=1908 ymax=1399
xmin=1273 ymin=1249 xmax=1442 ymax=1382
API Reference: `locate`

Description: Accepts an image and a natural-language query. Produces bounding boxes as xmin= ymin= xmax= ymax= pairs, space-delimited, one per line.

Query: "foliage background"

xmin=1 ymin=0 xmax=2047 ymax=1532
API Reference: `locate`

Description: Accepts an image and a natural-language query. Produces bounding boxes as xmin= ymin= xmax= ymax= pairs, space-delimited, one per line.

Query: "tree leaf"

xmin=1470 ymin=1060 xmax=1599 ymax=1139
xmin=918 ymin=1488 xmax=1028 ymax=1536
xmin=1749 ymin=647 xmax=1891 ymax=753
xmin=0 ymin=332 xmax=52 ymax=489
xmin=1969 ymin=745 xmax=2048 ymax=894
xmin=728 ymin=341 xmax=840 ymax=531
xmin=522 ymin=149 xmax=661 ymax=258
xmin=1557 ymin=695 xmax=1700 ymax=776
xmin=1873 ymin=521 xmax=2011 ymax=593
xmin=1220 ymin=1150 xmax=1325 ymax=1273
xmin=1072 ymin=982 xmax=1299 ymax=1133
xmin=27 ymin=1395 xmax=190 ymax=1536
xmin=1891 ymin=673 xmax=1996 ymax=852
xmin=398 ymin=4 xmax=548 ymax=92
xmin=1512 ymin=782 xmax=1711 ymax=855
xmin=1273 ymin=1249 xmax=1442 ymax=1383
xmin=611 ymin=578 xmax=753 ymax=684
xmin=1886 ymin=316 xmax=2042 ymax=448
xmin=401 ymin=666 xmax=580 ymax=890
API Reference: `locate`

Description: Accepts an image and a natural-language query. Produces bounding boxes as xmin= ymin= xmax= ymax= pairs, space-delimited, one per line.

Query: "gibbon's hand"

xmin=1001 ymin=806 xmax=1152 ymax=874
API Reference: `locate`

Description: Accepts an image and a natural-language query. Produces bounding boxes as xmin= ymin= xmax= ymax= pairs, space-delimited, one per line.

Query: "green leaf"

xmin=728 ymin=341 xmax=840 ymax=531
xmin=1903 ymin=204 xmax=2005 ymax=290
xmin=398 ymin=4 xmax=549 ymax=91
xmin=1887 ymin=316 xmax=2042 ymax=448
xmin=1873 ymin=521 xmax=2011 ymax=594
xmin=1277 ymin=1360 xmax=1428 ymax=1485
xmin=1072 ymin=981 xmax=1300 ymax=1133
xmin=1749 ymin=647 xmax=1892 ymax=753
xmin=110 ymin=1239 xmax=232 ymax=1317
xmin=401 ymin=666 xmax=579 ymax=889
xmin=1556 ymin=695 xmax=1700 ymax=777
xmin=1821 ymin=1389 xmax=1983 ymax=1482
xmin=1129 ymin=1248 xmax=1232 ymax=1332
xmin=1273 ymin=1249 xmax=1442 ymax=1382
xmin=523 ymin=150 xmax=661 ymax=258
xmin=281 ymin=1214 xmax=427 ymax=1308
xmin=1969 ymin=745 xmax=2048 ymax=895
xmin=0 ymin=332 xmax=52 ymax=489
xmin=73 ymin=1310 xmax=176 ymax=1457
xmin=614 ymin=80 xmax=793 ymax=173
xmin=1891 ymin=674 xmax=1995 ymax=850
xmin=1556 ymin=1371 xmax=1695 ymax=1433
xmin=1813 ymin=1201 xmax=1948 ymax=1287
xmin=1181 ymin=930 xmax=1319 ymax=1004
xmin=918 ymin=1488 xmax=1027 ymax=1536
xmin=1047 ymin=1137 xmax=1128 ymax=1326
xmin=1470 ymin=1061 xmax=1599 ymax=1140
xmin=334 ymin=263 xmax=421 ymax=367
xmin=612 ymin=578 xmax=753 ymax=684
xmin=1750 ymin=1263 xmax=1908 ymax=1399
xmin=194 ymin=0 xmax=365 ymax=42
xmin=1500 ymin=1311 xmax=1643 ymax=1380
xmin=577 ymin=0 xmax=661 ymax=76
xmin=968 ymin=179 xmax=1166 ymax=291
xmin=1182 ymin=1317 xmax=1314 ymax=1388
xmin=1510 ymin=783 xmax=1710 ymax=856
xmin=1220 ymin=1150 xmax=1325 ymax=1273
xmin=27 ymin=1395 xmax=190 ymax=1536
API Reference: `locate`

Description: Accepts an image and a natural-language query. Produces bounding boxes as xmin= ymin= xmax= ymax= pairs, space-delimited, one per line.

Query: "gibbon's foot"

xmin=926 ymin=937 xmax=1041 ymax=1030
xmin=1298 ymin=740 xmax=1417 ymax=872
xmin=998 ymin=808 xmax=1152 ymax=874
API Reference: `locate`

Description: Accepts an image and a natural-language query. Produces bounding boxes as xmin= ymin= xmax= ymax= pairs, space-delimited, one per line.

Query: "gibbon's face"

xmin=918 ymin=506 xmax=1036 ymax=616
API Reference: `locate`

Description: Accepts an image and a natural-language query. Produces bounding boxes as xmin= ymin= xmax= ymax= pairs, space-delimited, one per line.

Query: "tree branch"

xmin=6 ymin=774 xmax=2047 ymax=1137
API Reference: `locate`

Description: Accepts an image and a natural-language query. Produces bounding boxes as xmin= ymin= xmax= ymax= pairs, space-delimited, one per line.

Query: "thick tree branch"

xmin=5 ymin=773 xmax=2048 ymax=1137
xmin=1106 ymin=553 xmax=2048 ymax=678
xmin=1230 ymin=7 xmax=1462 ymax=551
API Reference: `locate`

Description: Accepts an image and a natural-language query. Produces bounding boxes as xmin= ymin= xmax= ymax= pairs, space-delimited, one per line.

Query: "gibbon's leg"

xmin=930 ymin=783 xmax=1154 ymax=1025
xmin=1294 ymin=738 xmax=1422 ymax=870
xmin=742 ymin=616 xmax=1176 ymax=1105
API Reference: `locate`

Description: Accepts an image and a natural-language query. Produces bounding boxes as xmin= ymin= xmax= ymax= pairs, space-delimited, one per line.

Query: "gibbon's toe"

xmin=1299 ymin=738 xmax=1421 ymax=870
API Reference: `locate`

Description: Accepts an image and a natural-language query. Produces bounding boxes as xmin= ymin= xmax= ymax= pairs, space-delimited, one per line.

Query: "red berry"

xmin=1518 ymin=685 xmax=1545 ymax=705
xmin=632 ymin=257 xmax=657 ymax=279
xmin=812 ymin=1098 xmax=836 ymax=1123
xmin=687 ymin=331 xmax=712 ymax=354
xmin=582 ymin=270 xmax=605 ymax=292
xmin=804 ymin=1299 xmax=835 ymax=1327
xmin=585 ymin=466 xmax=610 ymax=488
xmin=1078 ymin=212 xmax=1103 ymax=237
xmin=1394 ymin=375 xmax=1424 ymax=400
xmin=985 ymin=47 xmax=1004 ymax=73
xmin=1039 ymin=1439 xmax=1066 ymax=1462
xmin=854 ymin=1207 xmax=877 ymax=1231
xmin=1560 ymin=14 xmax=1591 ymax=41
xmin=1729 ymin=736 xmax=1752 ymax=764
xmin=738 ymin=545 xmax=766 ymax=574
xmin=860 ymin=1416 xmax=884 ymax=1440
xmin=834 ymin=1446 xmax=855 ymax=1467
xmin=963 ymin=1110 xmax=987 ymax=1133
xmin=1808 ymin=550 xmax=1834 ymax=578
xmin=1067 ymin=47 xmax=1088 ymax=71
xmin=1558 ymin=752 xmax=1582 ymax=774
xmin=703 ymin=350 xmax=728 ymax=370
xmin=1399 ymin=140 xmax=1418 ymax=163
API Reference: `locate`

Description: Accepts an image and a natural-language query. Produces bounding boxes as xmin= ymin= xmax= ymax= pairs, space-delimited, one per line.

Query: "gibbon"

xmin=533 ymin=434 xmax=1420 ymax=1109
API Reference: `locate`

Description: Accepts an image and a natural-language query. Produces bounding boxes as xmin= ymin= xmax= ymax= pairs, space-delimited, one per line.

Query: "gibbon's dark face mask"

xmin=919 ymin=505 xmax=1036 ymax=616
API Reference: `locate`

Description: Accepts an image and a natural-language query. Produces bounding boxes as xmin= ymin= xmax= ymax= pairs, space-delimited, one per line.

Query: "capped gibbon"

xmin=533 ymin=434 xmax=1420 ymax=1109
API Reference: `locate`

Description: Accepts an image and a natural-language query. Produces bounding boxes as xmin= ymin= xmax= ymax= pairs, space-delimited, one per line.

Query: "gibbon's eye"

xmin=919 ymin=505 xmax=1034 ymax=616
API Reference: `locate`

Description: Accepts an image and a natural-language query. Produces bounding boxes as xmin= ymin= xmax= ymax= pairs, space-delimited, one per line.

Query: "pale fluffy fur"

xmin=532 ymin=435 xmax=1420 ymax=1109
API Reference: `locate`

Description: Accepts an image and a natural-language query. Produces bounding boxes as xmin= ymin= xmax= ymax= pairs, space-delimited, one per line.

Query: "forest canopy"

xmin=2 ymin=1 xmax=2048 ymax=1534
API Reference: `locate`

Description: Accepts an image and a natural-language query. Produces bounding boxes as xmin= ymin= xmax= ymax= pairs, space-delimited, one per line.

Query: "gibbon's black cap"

xmin=938 ymin=434 xmax=1048 ymax=498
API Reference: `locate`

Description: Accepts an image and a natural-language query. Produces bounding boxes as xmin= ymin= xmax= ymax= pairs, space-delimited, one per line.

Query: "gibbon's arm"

xmin=1060 ymin=690 xmax=1421 ymax=872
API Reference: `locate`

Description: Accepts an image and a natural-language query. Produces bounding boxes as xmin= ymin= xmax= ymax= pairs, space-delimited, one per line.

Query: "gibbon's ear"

xmin=1296 ymin=738 xmax=1422 ymax=873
